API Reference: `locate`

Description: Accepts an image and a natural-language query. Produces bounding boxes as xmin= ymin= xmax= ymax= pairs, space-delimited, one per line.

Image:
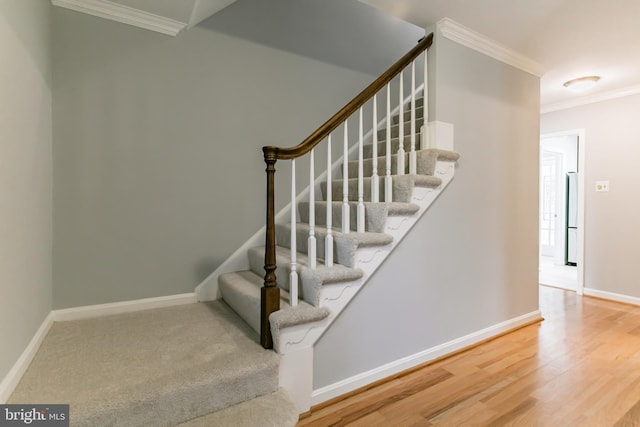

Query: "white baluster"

xmin=308 ymin=149 xmax=316 ymax=269
xmin=397 ymin=71 xmax=405 ymax=176
xmin=342 ymin=121 xmax=350 ymax=234
xmin=423 ymin=50 xmax=430 ymax=149
xmin=290 ymin=159 xmax=298 ymax=307
xmin=385 ymin=84 xmax=393 ymax=202
xmin=325 ymin=135 xmax=333 ymax=267
xmin=357 ymin=108 xmax=365 ymax=233
xmin=409 ymin=61 xmax=417 ymax=175
xmin=371 ymin=94 xmax=379 ymax=203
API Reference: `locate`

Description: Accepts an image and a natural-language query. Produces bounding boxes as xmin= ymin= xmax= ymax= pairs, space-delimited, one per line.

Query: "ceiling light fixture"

xmin=563 ymin=76 xmax=600 ymax=92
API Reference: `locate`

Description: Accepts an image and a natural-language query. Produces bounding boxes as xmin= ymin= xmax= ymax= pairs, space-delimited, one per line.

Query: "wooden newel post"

xmin=262 ymin=147 xmax=280 ymax=349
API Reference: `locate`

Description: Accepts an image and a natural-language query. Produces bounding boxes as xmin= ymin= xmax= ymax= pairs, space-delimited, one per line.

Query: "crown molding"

xmin=437 ymin=18 xmax=545 ymax=77
xmin=541 ymin=84 xmax=640 ymax=114
xmin=52 ymin=0 xmax=187 ymax=36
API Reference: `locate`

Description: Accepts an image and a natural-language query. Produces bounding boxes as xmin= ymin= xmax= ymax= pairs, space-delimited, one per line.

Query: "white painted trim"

xmin=437 ymin=18 xmax=545 ymax=77
xmin=541 ymin=84 xmax=640 ymax=114
xmin=280 ymin=347 xmax=313 ymax=414
xmin=311 ymin=310 xmax=542 ymax=405
xmin=541 ymin=129 xmax=586 ymax=295
xmin=0 ymin=313 xmax=55 ymax=403
xmin=583 ymin=288 xmax=640 ymax=306
xmin=53 ymin=293 xmax=197 ymax=321
xmin=51 ymin=0 xmax=186 ymax=36
xmin=195 ymin=85 xmax=425 ymax=301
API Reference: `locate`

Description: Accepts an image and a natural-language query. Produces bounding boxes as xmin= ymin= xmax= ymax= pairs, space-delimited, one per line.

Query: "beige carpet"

xmin=9 ymin=301 xmax=294 ymax=426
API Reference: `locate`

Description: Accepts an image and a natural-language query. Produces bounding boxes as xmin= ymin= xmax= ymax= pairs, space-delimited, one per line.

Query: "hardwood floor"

xmin=299 ymin=286 xmax=640 ymax=426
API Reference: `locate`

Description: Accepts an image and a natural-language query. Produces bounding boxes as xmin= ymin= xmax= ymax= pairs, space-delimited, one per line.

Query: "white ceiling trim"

xmin=437 ymin=18 xmax=545 ymax=77
xmin=52 ymin=0 xmax=186 ymax=36
xmin=541 ymin=84 xmax=640 ymax=114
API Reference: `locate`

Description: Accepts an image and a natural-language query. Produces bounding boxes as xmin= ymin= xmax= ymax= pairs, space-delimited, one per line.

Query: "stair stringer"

xmin=276 ymin=158 xmax=457 ymax=414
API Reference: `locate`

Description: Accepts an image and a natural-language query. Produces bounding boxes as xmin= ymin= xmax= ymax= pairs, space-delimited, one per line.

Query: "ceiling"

xmin=359 ymin=0 xmax=640 ymax=109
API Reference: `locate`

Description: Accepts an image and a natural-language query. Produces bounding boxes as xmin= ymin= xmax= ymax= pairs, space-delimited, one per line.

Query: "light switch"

xmin=595 ymin=181 xmax=609 ymax=192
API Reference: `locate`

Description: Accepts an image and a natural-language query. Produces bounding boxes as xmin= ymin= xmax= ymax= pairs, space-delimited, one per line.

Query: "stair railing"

xmin=260 ymin=33 xmax=433 ymax=349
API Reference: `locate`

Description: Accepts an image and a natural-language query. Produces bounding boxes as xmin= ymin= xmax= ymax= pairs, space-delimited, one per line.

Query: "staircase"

xmin=7 ymin=34 xmax=459 ymax=425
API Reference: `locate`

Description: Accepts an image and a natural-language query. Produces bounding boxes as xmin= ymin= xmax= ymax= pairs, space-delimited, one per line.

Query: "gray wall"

xmin=314 ymin=31 xmax=540 ymax=389
xmin=0 ymin=0 xmax=52 ymax=384
xmin=52 ymin=3 xmax=421 ymax=308
xmin=541 ymin=94 xmax=640 ymax=298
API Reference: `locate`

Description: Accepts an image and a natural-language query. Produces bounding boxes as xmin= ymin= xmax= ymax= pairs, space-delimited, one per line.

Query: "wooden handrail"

xmin=263 ymin=33 xmax=433 ymax=161
xmin=259 ymin=33 xmax=434 ymax=349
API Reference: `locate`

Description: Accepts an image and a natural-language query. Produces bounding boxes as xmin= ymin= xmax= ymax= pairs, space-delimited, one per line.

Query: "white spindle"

xmin=325 ymin=135 xmax=333 ymax=267
xmin=371 ymin=94 xmax=379 ymax=202
xmin=409 ymin=61 xmax=417 ymax=175
xmin=357 ymin=108 xmax=365 ymax=233
xmin=397 ymin=71 xmax=406 ymax=176
xmin=342 ymin=121 xmax=350 ymax=234
xmin=385 ymin=84 xmax=393 ymax=202
xmin=290 ymin=159 xmax=298 ymax=307
xmin=423 ymin=50 xmax=429 ymax=149
xmin=308 ymin=149 xmax=316 ymax=269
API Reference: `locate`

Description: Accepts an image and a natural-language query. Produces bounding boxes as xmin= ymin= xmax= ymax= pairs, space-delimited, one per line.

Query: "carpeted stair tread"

xmin=270 ymin=305 xmax=331 ymax=353
xmin=349 ymin=148 xmax=460 ymax=179
xmin=377 ymin=118 xmax=424 ymax=139
xmin=429 ymin=148 xmax=461 ymax=162
xmin=276 ymin=223 xmax=393 ymax=268
xmin=298 ymin=201 xmax=419 ymax=233
xmin=247 ymin=245 xmax=364 ymax=306
xmin=322 ymin=174 xmax=442 ymax=204
xmin=219 ymin=270 xmax=330 ymax=337
xmin=178 ymin=388 xmax=298 ymax=427
xmin=8 ymin=301 xmax=279 ymax=427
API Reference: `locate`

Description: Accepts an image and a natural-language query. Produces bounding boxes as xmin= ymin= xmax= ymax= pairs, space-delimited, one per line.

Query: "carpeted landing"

xmin=8 ymin=301 xmax=298 ymax=426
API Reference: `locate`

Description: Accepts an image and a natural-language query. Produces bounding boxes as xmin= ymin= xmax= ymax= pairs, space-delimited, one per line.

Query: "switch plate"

xmin=595 ymin=181 xmax=609 ymax=192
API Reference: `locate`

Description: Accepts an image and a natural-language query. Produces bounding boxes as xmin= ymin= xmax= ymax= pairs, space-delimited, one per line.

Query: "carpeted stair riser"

xmin=219 ymin=270 xmax=330 ymax=353
xmin=220 ymin=271 xmax=281 ymax=334
xmin=377 ymin=118 xmax=424 ymax=140
xmin=275 ymin=223 xmax=393 ymax=268
xmin=178 ymin=388 xmax=298 ymax=427
xmin=348 ymin=151 xmax=408 ymax=178
xmin=362 ymin=135 xmax=417 ymax=158
xmin=321 ymin=174 xmax=442 ymax=204
xmin=396 ymin=96 xmax=424 ymax=110
xmin=247 ymin=246 xmax=364 ymax=306
xmin=219 ymin=270 xmax=327 ymax=336
xmin=298 ymin=201 xmax=419 ymax=233
xmin=350 ymin=148 xmax=462 ymax=180
xmin=248 ymin=246 xmax=293 ymax=293
xmin=392 ymin=105 xmax=424 ymax=125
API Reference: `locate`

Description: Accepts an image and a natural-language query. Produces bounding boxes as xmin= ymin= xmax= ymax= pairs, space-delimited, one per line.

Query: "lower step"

xmin=178 ymin=388 xmax=298 ymax=427
xmin=8 ymin=301 xmax=279 ymax=426
xmin=219 ymin=270 xmax=330 ymax=343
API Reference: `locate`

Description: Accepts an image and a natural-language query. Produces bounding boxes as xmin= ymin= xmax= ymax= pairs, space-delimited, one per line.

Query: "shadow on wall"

xmin=198 ymin=0 xmax=425 ymax=76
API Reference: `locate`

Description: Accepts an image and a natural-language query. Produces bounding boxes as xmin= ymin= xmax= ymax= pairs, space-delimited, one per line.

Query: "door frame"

xmin=540 ymin=129 xmax=585 ymax=295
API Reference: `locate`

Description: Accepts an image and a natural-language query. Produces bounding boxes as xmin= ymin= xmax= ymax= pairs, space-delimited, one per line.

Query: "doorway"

xmin=539 ymin=130 xmax=585 ymax=294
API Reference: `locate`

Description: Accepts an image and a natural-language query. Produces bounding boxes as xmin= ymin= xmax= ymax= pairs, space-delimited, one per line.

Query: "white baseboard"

xmin=53 ymin=293 xmax=198 ymax=321
xmin=0 ymin=312 xmax=54 ymax=403
xmin=310 ymin=309 xmax=542 ymax=406
xmin=583 ymin=288 xmax=640 ymax=306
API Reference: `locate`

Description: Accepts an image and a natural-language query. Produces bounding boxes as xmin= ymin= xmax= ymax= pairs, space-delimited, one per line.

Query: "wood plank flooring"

xmin=299 ymin=286 xmax=640 ymax=426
